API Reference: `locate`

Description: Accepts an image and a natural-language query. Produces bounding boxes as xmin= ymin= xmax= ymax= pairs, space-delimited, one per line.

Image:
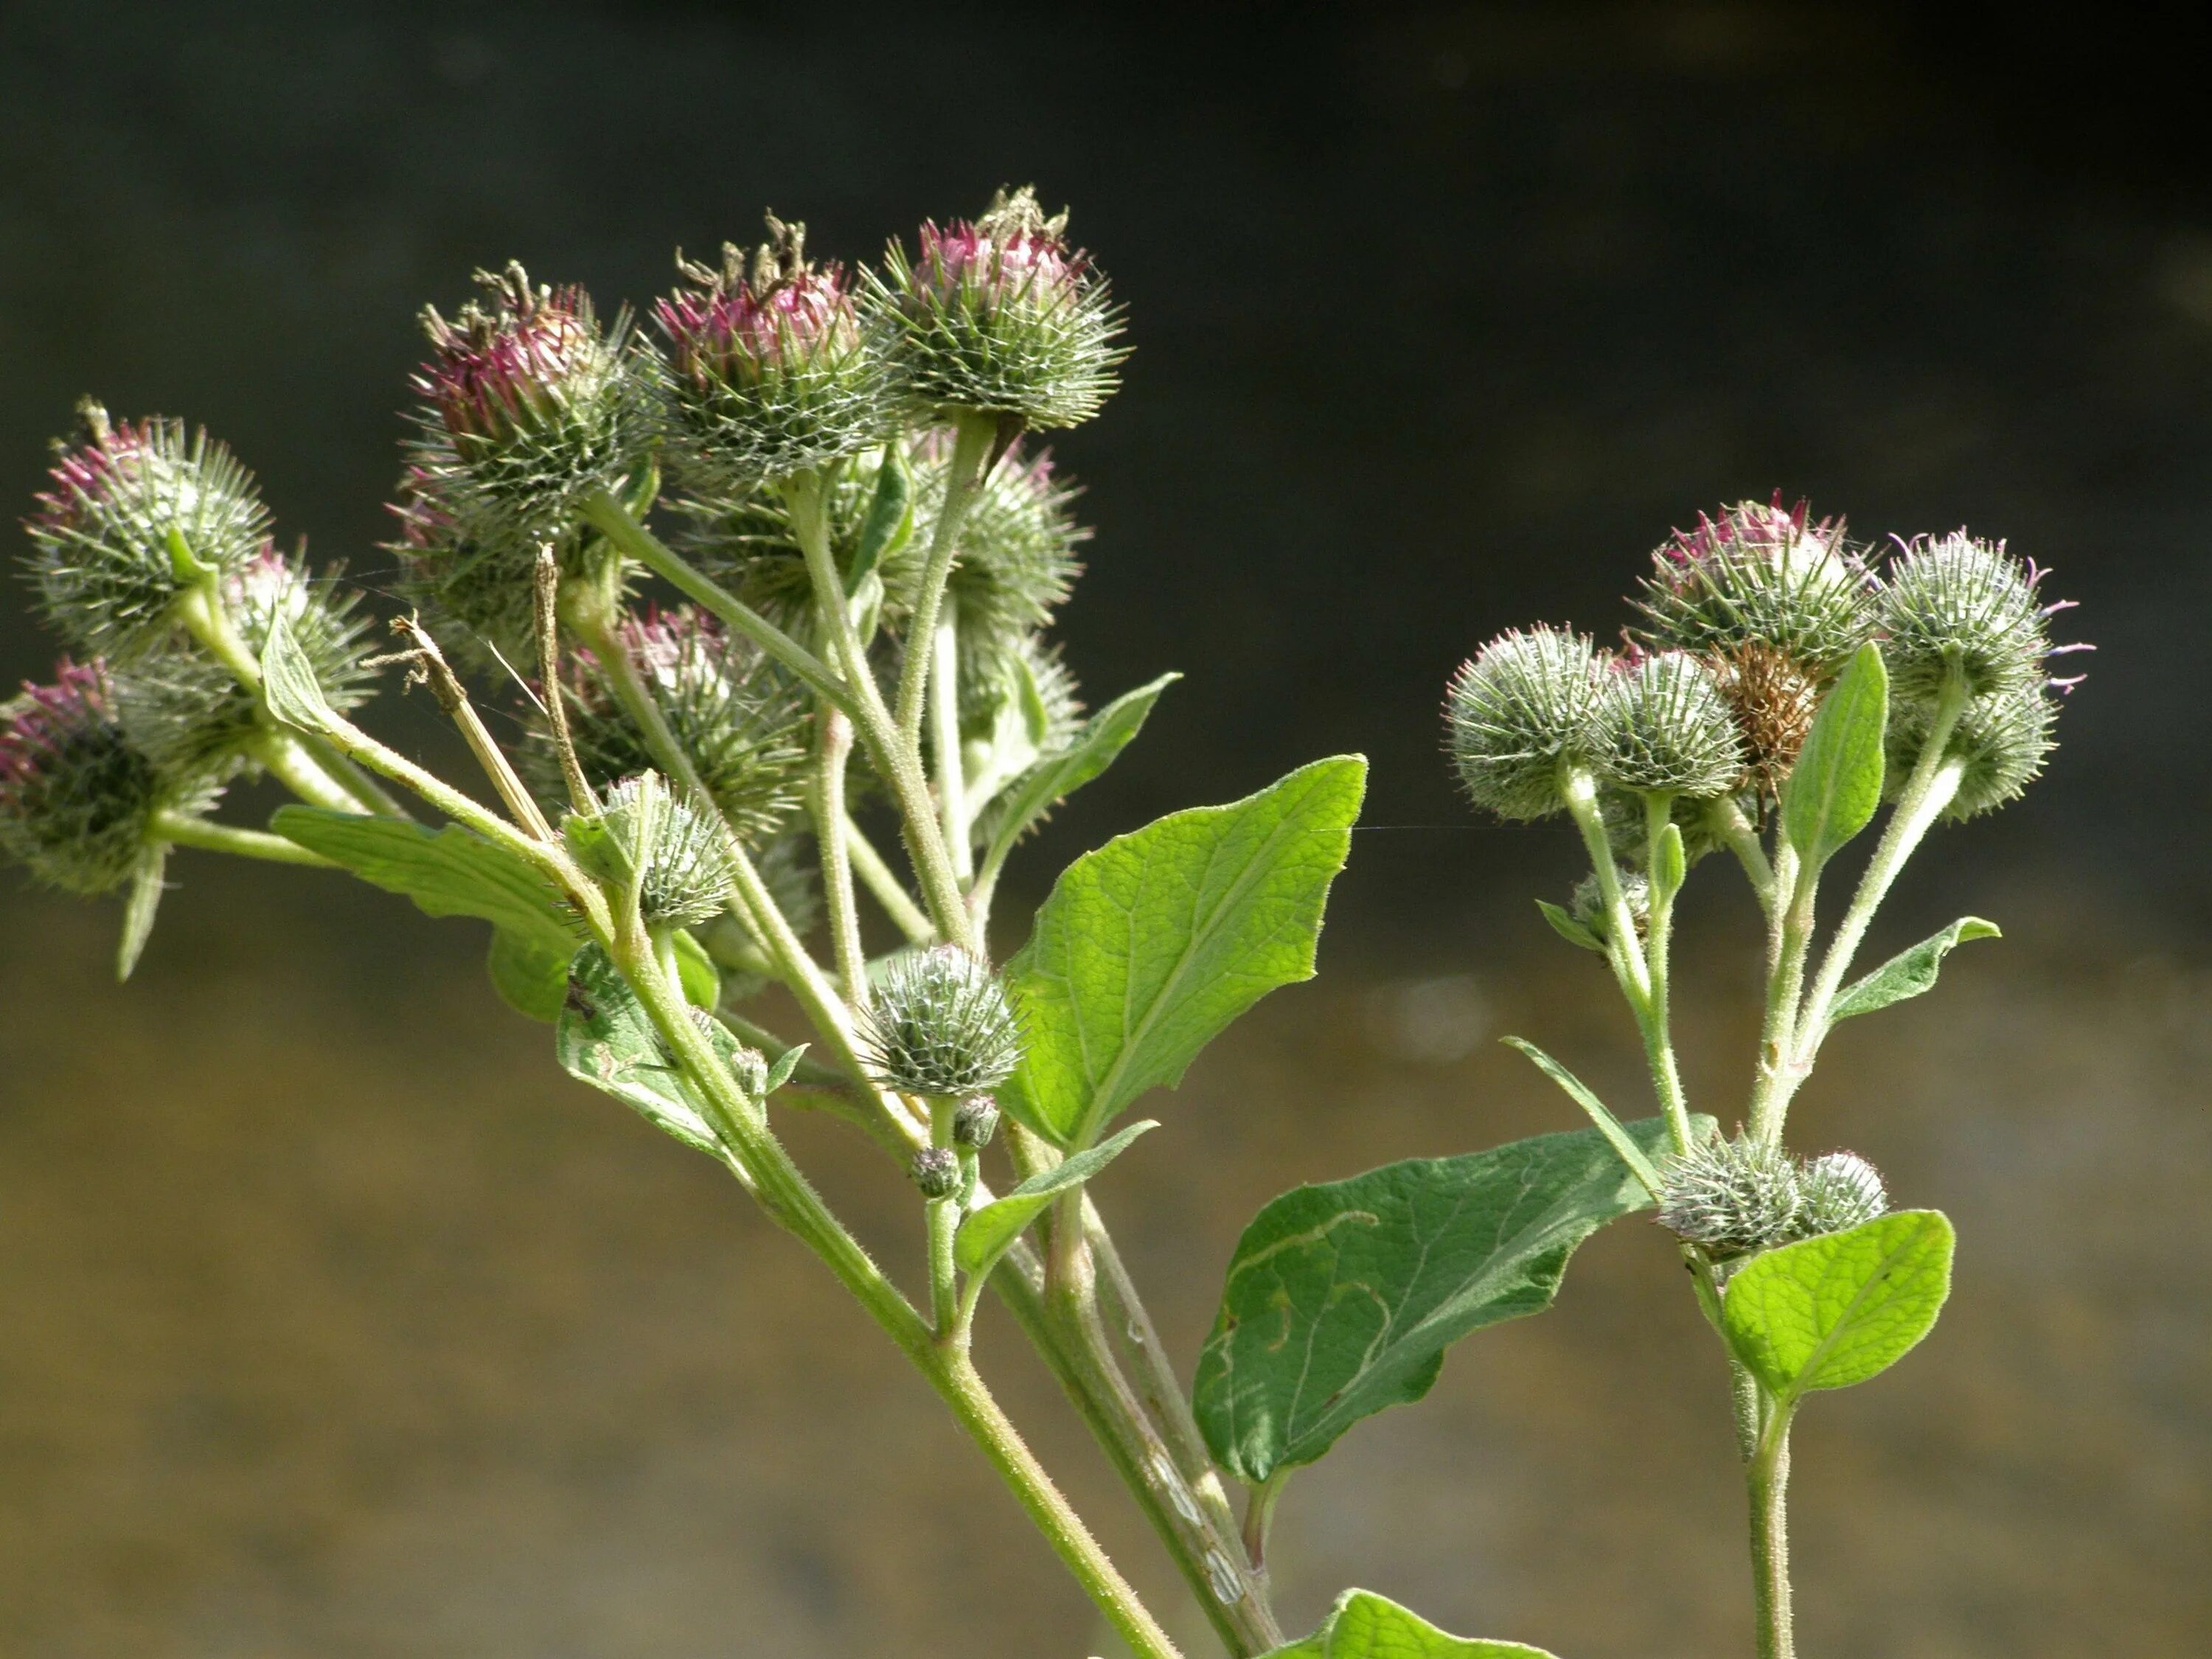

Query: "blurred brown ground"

xmin=3 ymin=859 xmax=2205 ymax=1658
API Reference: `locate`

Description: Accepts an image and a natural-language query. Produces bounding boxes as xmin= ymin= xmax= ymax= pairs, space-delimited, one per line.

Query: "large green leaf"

xmin=554 ymin=945 xmax=759 ymax=1160
xmin=1264 ymin=1590 xmax=1559 ymax=1658
xmin=1000 ymin=755 xmax=1365 ymax=1149
xmin=1194 ymin=1118 xmax=1672 ymax=1486
xmin=953 ymin=1121 xmax=1158 ymax=1280
xmin=1782 ymin=641 xmax=1888 ymax=866
xmin=273 ymin=806 xmax=576 ymax=949
xmin=1829 ymin=917 xmax=2000 ymax=1023
xmin=1724 ymin=1209 xmax=1955 ymax=1404
xmin=980 ymin=672 xmax=1180 ymax=868
xmin=487 ymin=927 xmax=571 ymax=1021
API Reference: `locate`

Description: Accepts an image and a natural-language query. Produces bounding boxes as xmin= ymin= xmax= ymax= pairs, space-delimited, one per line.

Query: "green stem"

xmin=150 ymin=809 xmax=338 ymax=868
xmin=845 ymin=816 xmax=936 ymax=944
xmin=1747 ymin=859 xmax=1818 ymax=1147
xmin=927 ymin=1096 xmax=961 ymax=1341
xmin=1562 ymin=769 xmax=1651 ymax=1004
xmin=1711 ymin=794 xmax=1776 ymax=911
xmin=894 ymin=414 xmax=995 ymax=746
xmin=579 ymin=488 xmax=853 ymax=716
xmin=1639 ymin=792 xmax=1694 ymax=1155
xmin=812 ymin=707 xmax=867 ymax=1004
xmin=1748 ymin=1403 xmax=1797 ymax=1659
xmin=931 ymin=602 xmax=974 ymax=883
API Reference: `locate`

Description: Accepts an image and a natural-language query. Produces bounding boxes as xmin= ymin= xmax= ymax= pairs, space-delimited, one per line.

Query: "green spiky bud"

xmin=652 ymin=218 xmax=893 ymax=492
xmin=1637 ymin=495 xmax=1873 ymax=677
xmin=1792 ymin=1151 xmax=1888 ymax=1239
xmin=1888 ymin=682 xmax=2057 ymax=820
xmin=411 ymin=264 xmax=646 ymax=542
xmin=570 ymin=773 xmax=734 ymax=928
xmin=1876 ymin=532 xmax=2052 ymax=701
xmin=112 ymin=548 xmax=378 ymax=774
xmin=1657 ymin=1133 xmax=1804 ymax=1259
xmin=952 ymin=1094 xmax=1001 ymax=1150
xmin=23 ymin=403 xmax=272 ymax=662
xmin=0 ymin=660 xmax=213 ymax=896
xmin=858 ymin=945 xmax=1024 ymax=1097
xmin=1444 ymin=625 xmax=1604 ymax=821
xmin=1570 ymin=868 xmax=1649 ymax=944
xmin=1593 ymin=650 xmax=1746 ymax=799
xmin=911 ymin=1145 xmax=963 ymax=1199
xmin=872 ymin=187 xmax=1125 ymax=429
xmin=529 ymin=606 xmax=806 ymax=841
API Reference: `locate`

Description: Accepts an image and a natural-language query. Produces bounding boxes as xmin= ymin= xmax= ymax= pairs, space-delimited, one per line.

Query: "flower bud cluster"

xmin=1657 ymin=1135 xmax=1888 ymax=1259
xmin=871 ymin=187 xmax=1125 ymax=430
xmin=653 ymin=219 xmax=891 ymax=493
xmin=859 ymin=945 xmax=1024 ymax=1097
xmin=529 ymin=606 xmax=807 ymax=841
xmin=572 ymin=773 xmax=736 ymax=929
xmin=24 ymin=403 xmax=271 ymax=661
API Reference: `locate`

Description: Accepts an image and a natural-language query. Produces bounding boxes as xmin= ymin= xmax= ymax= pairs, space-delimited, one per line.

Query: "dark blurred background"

xmin=3 ymin=3 xmax=2208 ymax=1655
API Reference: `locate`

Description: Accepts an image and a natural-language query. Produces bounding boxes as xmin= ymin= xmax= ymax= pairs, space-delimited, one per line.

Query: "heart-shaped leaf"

xmin=1724 ymin=1209 xmax=1955 ymax=1404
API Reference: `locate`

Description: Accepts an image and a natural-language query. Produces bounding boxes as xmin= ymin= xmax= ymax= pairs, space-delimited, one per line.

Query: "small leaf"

xmin=671 ymin=927 xmax=721 ymax=1009
xmin=1829 ymin=917 xmax=2000 ymax=1023
xmin=982 ymin=672 xmax=1180 ymax=867
xmin=762 ymin=1043 xmax=810 ymax=1095
xmin=1194 ymin=1118 xmax=1673 ymax=1484
xmin=115 ymin=843 xmax=168 ymax=981
xmin=554 ymin=945 xmax=757 ymax=1159
xmin=1534 ymin=898 xmax=1602 ymax=953
xmin=260 ymin=605 xmax=337 ymax=733
xmin=1263 ymin=1590 xmax=1559 ymax=1658
xmin=1724 ymin=1209 xmax=1955 ymax=1405
xmin=1500 ymin=1035 xmax=1674 ymax=1199
xmin=849 ymin=445 xmax=914 ymax=586
xmin=486 ymin=927 xmax=571 ymax=1021
xmin=1001 ymin=755 xmax=1363 ymax=1149
xmin=954 ymin=1121 xmax=1158 ymax=1280
xmin=274 ymin=806 xmax=576 ymax=952
xmin=1782 ymin=641 xmax=1888 ymax=866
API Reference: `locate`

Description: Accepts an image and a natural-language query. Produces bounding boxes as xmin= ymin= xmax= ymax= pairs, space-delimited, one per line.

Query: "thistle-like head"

xmin=23 ymin=403 xmax=271 ymax=661
xmin=1638 ymin=493 xmax=1872 ymax=676
xmin=858 ymin=945 xmax=1024 ymax=1097
xmin=1792 ymin=1151 xmax=1888 ymax=1239
xmin=873 ymin=186 xmax=1124 ymax=429
xmin=411 ymin=264 xmax=644 ymax=538
xmin=0 ymin=660 xmax=181 ymax=896
xmin=1592 ymin=649 xmax=1746 ymax=800
xmin=568 ymin=773 xmax=734 ymax=928
xmin=1657 ymin=1133 xmax=1804 ymax=1259
xmin=1887 ymin=678 xmax=2057 ymax=820
xmin=1444 ymin=625 xmax=1605 ymax=821
xmin=1876 ymin=532 xmax=2061 ymax=702
xmin=653 ymin=218 xmax=891 ymax=490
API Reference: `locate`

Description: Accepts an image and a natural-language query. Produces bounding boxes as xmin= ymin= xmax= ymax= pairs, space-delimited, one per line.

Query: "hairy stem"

xmin=846 ymin=816 xmax=936 ymax=943
xmin=812 ymin=708 xmax=867 ymax=1004
xmin=150 ymin=809 xmax=338 ymax=867
xmin=931 ymin=604 xmax=974 ymax=882
xmin=894 ymin=414 xmax=994 ymax=745
xmin=1748 ymin=1405 xmax=1797 ymax=1659
xmin=1747 ymin=858 xmax=1818 ymax=1147
xmin=1639 ymin=792 xmax=1694 ymax=1154
xmin=1562 ymin=768 xmax=1651 ymax=1004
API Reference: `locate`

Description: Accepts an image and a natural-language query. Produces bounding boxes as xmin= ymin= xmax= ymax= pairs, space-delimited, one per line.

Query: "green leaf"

xmin=981 ymin=672 xmax=1180 ymax=869
xmin=115 ymin=843 xmax=168 ymax=981
xmin=954 ymin=1120 xmax=1158 ymax=1280
xmin=260 ymin=605 xmax=337 ymax=733
xmin=1652 ymin=821 xmax=1686 ymax=900
xmin=1829 ymin=917 xmax=2000 ymax=1023
xmin=273 ymin=806 xmax=576 ymax=951
xmin=1534 ymin=898 xmax=1602 ymax=953
xmin=849 ymin=445 xmax=914 ymax=586
xmin=671 ymin=927 xmax=721 ymax=1009
xmin=1264 ymin=1590 xmax=1559 ymax=1659
xmin=1000 ymin=755 xmax=1364 ymax=1149
xmin=1500 ymin=1036 xmax=1675 ymax=1200
xmin=1782 ymin=640 xmax=1888 ymax=866
xmin=1194 ymin=1117 xmax=1672 ymax=1484
xmin=554 ymin=945 xmax=759 ymax=1159
xmin=1724 ymin=1209 xmax=1955 ymax=1404
xmin=487 ymin=927 xmax=571 ymax=1022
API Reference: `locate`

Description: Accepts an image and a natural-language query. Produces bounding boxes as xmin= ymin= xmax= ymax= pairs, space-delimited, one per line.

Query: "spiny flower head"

xmin=0 ymin=659 xmax=198 ymax=896
xmin=859 ymin=945 xmax=1024 ymax=1097
xmin=114 ymin=547 xmax=378 ymax=773
xmin=23 ymin=403 xmax=271 ymax=661
xmin=653 ymin=217 xmax=893 ymax=490
xmin=1875 ymin=532 xmax=2070 ymax=702
xmin=1444 ymin=625 xmax=1604 ymax=821
xmin=411 ymin=263 xmax=644 ymax=538
xmin=1638 ymin=493 xmax=1874 ymax=676
xmin=571 ymin=773 xmax=734 ymax=928
xmin=531 ymin=605 xmax=807 ymax=841
xmin=1592 ymin=649 xmax=1746 ymax=799
xmin=1888 ymin=680 xmax=2057 ymax=820
xmin=1657 ymin=1133 xmax=1804 ymax=1259
xmin=1708 ymin=639 xmax=1821 ymax=796
xmin=873 ymin=186 xmax=1125 ymax=428
xmin=1792 ymin=1150 xmax=1888 ymax=1239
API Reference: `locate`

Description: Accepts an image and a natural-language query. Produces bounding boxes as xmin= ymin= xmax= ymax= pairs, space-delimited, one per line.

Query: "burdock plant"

xmin=5 ymin=180 xmax=2076 ymax=1658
